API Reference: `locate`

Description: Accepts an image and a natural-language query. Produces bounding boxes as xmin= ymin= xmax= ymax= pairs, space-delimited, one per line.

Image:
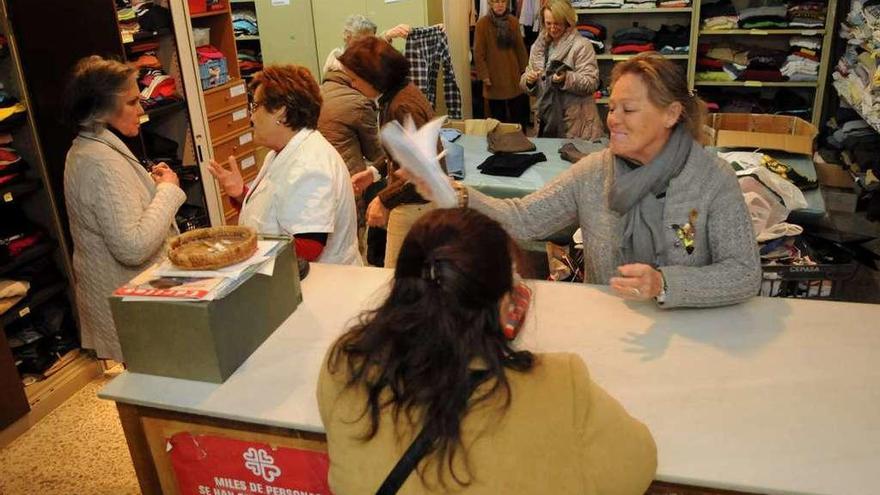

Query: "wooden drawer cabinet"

xmin=208 ymin=106 xmax=250 ymax=138
xmin=212 ymin=128 xmax=255 ymax=163
xmin=204 ymin=80 xmax=248 ymax=117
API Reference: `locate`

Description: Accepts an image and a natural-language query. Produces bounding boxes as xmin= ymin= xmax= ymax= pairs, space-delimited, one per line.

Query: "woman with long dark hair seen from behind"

xmin=318 ymin=208 xmax=656 ymax=494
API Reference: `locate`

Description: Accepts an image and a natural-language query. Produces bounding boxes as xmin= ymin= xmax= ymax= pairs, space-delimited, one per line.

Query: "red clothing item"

xmin=294 ymin=237 xmax=325 ymax=262
xmin=610 ymin=43 xmax=655 ymax=55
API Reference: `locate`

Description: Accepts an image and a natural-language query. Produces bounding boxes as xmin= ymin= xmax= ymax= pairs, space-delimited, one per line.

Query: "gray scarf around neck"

xmin=492 ymin=10 xmax=513 ymax=48
xmin=609 ymin=124 xmax=693 ymax=266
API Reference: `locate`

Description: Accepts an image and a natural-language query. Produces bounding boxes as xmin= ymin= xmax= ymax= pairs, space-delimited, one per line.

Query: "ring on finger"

xmin=630 ymin=287 xmax=641 ymax=296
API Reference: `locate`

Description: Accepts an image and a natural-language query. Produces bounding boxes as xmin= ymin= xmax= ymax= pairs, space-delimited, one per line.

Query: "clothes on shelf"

xmin=655 ymin=24 xmax=690 ymax=54
xmin=833 ymin=0 xmax=880 ymax=133
xmin=232 ymin=9 xmax=259 ymax=37
xmin=574 ymin=0 xmax=691 ymax=7
xmin=404 ymin=25 xmax=463 ymax=119
xmin=701 ymin=0 xmax=826 ymax=29
xmin=823 ymin=106 xmax=880 ymax=179
xmin=701 ymin=0 xmax=739 ymax=29
xmin=610 ymin=26 xmax=656 ymax=54
xmin=696 ymin=41 xmax=819 ymax=83
xmin=577 ymin=21 xmax=607 ymax=52
xmin=238 ymin=49 xmax=263 ymax=77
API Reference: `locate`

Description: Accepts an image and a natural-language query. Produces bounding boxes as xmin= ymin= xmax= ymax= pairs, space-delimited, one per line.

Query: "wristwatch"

xmin=655 ymin=270 xmax=668 ymax=304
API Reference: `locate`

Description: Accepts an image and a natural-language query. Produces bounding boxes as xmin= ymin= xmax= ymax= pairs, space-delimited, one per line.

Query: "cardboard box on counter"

xmin=110 ymin=242 xmax=301 ymax=383
xmin=706 ymin=114 xmax=818 ymax=155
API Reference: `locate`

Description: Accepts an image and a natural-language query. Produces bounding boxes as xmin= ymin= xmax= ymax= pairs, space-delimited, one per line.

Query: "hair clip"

xmin=421 ymin=260 xmax=440 ymax=285
xmin=688 ymin=88 xmax=698 ymax=98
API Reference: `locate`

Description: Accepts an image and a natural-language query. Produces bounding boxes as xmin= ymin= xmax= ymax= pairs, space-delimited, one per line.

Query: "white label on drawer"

xmin=239 ymin=133 xmax=253 ymax=145
xmin=272 ymin=0 xmax=290 ymax=5
xmin=232 ymin=109 xmax=248 ymax=121
xmin=230 ymin=84 xmax=246 ymax=98
xmin=241 ymin=155 xmax=256 ymax=170
xmin=3 ymin=192 xmax=12 ymax=202
xmin=19 ymin=306 xmax=30 ymax=318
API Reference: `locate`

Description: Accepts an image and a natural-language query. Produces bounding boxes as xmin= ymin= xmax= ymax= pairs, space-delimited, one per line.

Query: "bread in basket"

xmin=167 ymin=226 xmax=258 ymax=270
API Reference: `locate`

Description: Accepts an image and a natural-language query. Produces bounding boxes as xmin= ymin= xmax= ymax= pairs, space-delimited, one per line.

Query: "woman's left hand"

xmin=610 ymin=264 xmax=663 ymax=301
xmin=366 ymin=197 xmax=389 ymax=228
xmin=551 ymin=72 xmax=566 ymax=84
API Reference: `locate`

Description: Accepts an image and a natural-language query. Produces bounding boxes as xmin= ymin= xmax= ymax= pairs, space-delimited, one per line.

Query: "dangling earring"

xmin=275 ymin=119 xmax=283 ymax=126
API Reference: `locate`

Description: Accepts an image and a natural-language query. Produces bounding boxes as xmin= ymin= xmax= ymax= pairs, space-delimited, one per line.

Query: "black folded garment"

xmin=478 ymin=152 xmax=547 ymax=178
xmin=612 ymin=27 xmax=656 ymax=46
xmin=701 ymin=0 xmax=737 ymax=19
xmin=655 ymin=24 xmax=689 ymax=48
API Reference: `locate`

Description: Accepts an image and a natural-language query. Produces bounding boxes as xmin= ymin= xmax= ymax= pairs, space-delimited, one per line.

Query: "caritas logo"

xmin=168 ymin=432 xmax=332 ymax=495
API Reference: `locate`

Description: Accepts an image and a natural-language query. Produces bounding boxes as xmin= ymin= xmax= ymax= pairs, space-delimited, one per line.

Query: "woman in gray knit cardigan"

xmin=427 ymin=53 xmax=761 ymax=308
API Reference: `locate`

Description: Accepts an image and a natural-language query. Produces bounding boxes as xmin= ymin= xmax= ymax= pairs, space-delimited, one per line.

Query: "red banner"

xmin=168 ymin=432 xmax=332 ymax=495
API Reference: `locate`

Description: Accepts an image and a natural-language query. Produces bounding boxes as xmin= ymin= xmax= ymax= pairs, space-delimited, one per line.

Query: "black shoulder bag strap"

xmin=375 ymin=369 xmax=490 ymax=495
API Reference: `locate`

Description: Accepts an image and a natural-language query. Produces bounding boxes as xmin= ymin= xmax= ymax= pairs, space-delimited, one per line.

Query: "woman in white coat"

xmin=63 ymin=56 xmax=185 ymax=362
xmin=209 ymin=65 xmax=361 ymax=266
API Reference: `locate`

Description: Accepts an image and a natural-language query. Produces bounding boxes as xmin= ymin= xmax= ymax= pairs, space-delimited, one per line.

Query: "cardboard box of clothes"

xmin=706 ymin=114 xmax=818 ymax=155
xmin=109 ymin=242 xmax=301 ymax=383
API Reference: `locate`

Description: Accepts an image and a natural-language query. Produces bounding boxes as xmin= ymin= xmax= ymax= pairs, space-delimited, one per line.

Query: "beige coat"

xmin=318 ymin=352 xmax=657 ymax=494
xmin=64 ymin=128 xmax=185 ymax=361
xmin=522 ymin=28 xmax=604 ymax=139
xmin=318 ymin=69 xmax=386 ymax=176
xmin=474 ymin=13 xmax=529 ymax=100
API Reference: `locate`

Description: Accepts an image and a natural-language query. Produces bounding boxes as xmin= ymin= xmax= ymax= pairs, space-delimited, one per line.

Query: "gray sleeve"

xmin=658 ymin=170 xmax=762 ymax=308
xmin=468 ymin=159 xmax=589 ymax=241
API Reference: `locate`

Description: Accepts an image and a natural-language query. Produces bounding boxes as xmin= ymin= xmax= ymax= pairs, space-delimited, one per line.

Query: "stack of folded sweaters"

xmin=587 ymin=0 xmax=625 ymax=9
xmin=655 ymin=24 xmax=689 ymax=54
xmin=623 ymin=0 xmax=656 ymax=9
xmin=701 ymin=0 xmax=738 ymax=30
xmin=782 ymin=36 xmax=821 ymax=81
xmin=787 ymin=0 xmax=826 ymax=27
xmin=738 ymin=4 xmax=789 ymax=28
xmin=577 ymin=21 xmax=608 ymax=53
xmin=610 ymin=26 xmax=656 ymax=54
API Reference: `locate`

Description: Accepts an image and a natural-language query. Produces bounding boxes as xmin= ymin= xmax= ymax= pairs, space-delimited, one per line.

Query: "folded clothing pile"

xmin=659 ymin=0 xmax=690 ymax=8
xmin=787 ymin=0 xmax=826 ymax=28
xmin=699 ymin=87 xmax=812 ymax=119
xmin=824 ymin=106 xmax=880 ymax=179
xmin=623 ymin=0 xmax=656 ymax=9
xmin=739 ymin=4 xmax=788 ymax=28
xmin=477 ymin=152 xmax=547 ymax=177
xmin=655 ymin=24 xmax=689 ymax=54
xmin=0 ymin=141 xmax=28 ymax=187
xmin=782 ymin=36 xmax=821 ymax=81
xmin=577 ymin=21 xmax=607 ymax=52
xmin=238 ymin=49 xmax=263 ymax=77
xmin=134 ymin=52 xmax=179 ymax=110
xmin=135 ymin=1 xmax=172 ymax=33
xmin=701 ymin=0 xmax=738 ymax=30
xmin=0 ymin=88 xmax=26 ymax=133
xmin=232 ymin=9 xmax=259 ymax=37
xmin=586 ymin=0 xmax=625 ymax=9
xmin=696 ymin=43 xmax=749 ymax=81
xmin=610 ymin=26 xmax=656 ymax=54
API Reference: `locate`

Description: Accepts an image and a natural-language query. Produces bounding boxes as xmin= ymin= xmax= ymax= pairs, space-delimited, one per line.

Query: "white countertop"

xmin=100 ymin=264 xmax=880 ymax=495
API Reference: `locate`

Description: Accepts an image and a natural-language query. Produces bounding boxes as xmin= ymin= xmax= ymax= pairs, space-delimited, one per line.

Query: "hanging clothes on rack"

xmin=404 ymin=25 xmax=463 ymax=119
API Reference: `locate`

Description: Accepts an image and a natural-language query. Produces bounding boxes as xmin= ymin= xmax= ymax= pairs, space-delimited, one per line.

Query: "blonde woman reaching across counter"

xmin=410 ymin=53 xmax=761 ymax=308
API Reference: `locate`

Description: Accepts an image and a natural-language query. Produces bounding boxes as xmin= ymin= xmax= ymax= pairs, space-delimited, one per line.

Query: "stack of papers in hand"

xmin=380 ymin=115 xmax=458 ymax=208
xmin=114 ymin=240 xmax=285 ymax=302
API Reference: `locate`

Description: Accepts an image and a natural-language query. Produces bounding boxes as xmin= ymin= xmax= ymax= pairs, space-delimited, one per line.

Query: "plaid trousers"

xmin=404 ymin=26 xmax=463 ymax=119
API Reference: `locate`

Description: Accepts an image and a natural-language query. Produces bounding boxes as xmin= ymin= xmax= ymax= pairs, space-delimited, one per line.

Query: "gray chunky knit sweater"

xmin=469 ymin=143 xmax=762 ymax=308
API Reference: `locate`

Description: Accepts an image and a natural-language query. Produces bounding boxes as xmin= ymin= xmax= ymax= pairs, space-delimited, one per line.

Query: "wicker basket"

xmin=168 ymin=226 xmax=258 ymax=270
